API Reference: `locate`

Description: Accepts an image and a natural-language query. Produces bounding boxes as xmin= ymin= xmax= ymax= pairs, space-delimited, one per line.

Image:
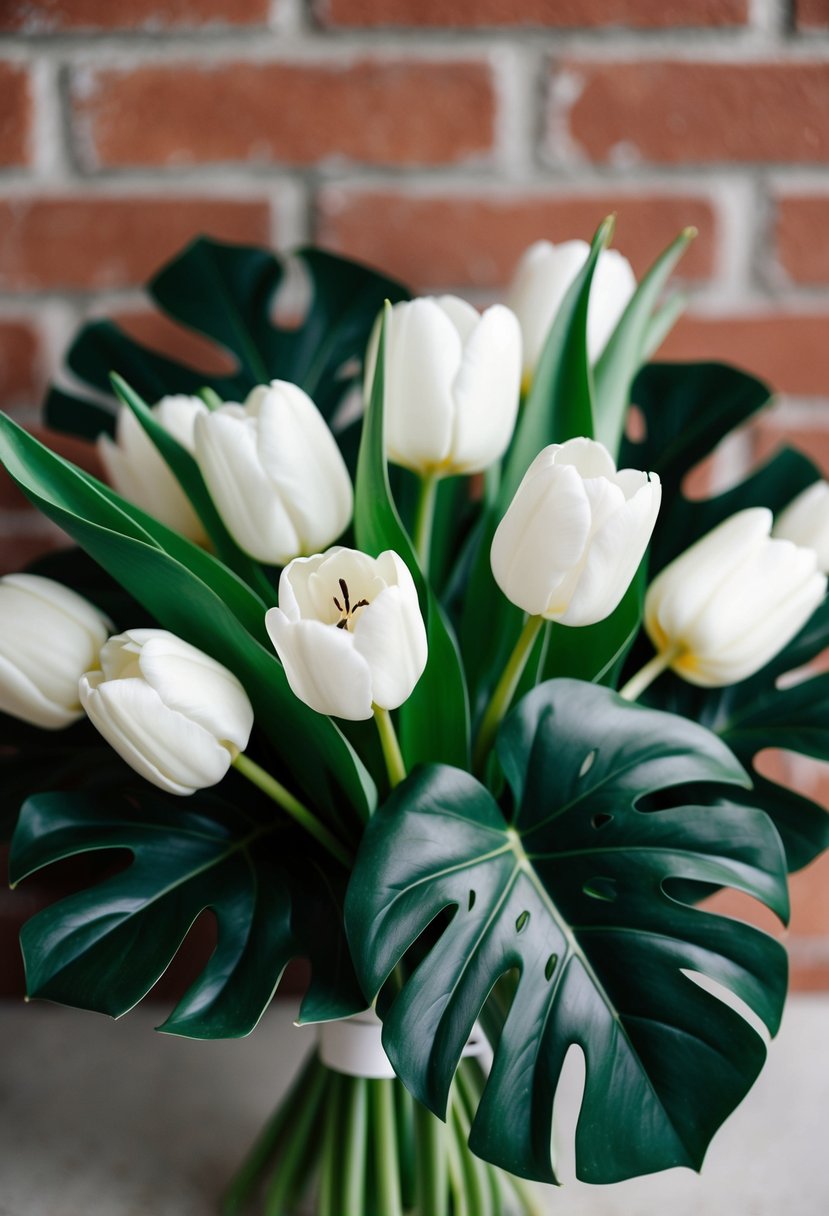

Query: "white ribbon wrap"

xmin=318 ymin=1009 xmax=488 ymax=1080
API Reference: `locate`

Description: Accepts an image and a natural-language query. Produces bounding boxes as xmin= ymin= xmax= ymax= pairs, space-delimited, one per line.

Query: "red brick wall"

xmin=1 ymin=1 xmax=828 ymax=988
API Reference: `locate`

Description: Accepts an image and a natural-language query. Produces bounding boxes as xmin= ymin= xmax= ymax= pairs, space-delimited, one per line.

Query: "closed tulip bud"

xmin=0 ymin=574 xmax=110 ymax=729
xmin=194 ymin=381 xmax=353 ymax=565
xmin=773 ymin=481 xmax=829 ymax=574
xmin=99 ymin=395 xmax=209 ymax=544
xmin=79 ymin=629 xmax=254 ymax=795
xmin=491 ymin=438 xmax=661 ymax=627
xmin=365 ymin=296 xmax=522 ymax=477
xmin=645 ymin=508 xmax=827 ymax=688
xmin=265 ymin=547 xmax=427 ymax=721
xmin=507 ymin=240 xmax=636 ymax=387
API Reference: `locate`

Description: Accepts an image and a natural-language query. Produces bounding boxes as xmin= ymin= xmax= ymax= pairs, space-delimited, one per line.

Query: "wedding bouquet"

xmin=1 ymin=217 xmax=828 ymax=1216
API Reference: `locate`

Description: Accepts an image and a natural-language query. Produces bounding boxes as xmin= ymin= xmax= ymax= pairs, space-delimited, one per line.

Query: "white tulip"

xmin=0 ymin=574 xmax=110 ymax=729
xmin=193 ymin=380 xmax=353 ymax=565
xmin=645 ymin=508 xmax=827 ymax=687
xmin=79 ymin=628 xmax=254 ymax=795
xmin=490 ymin=438 xmax=661 ymax=627
xmin=507 ymin=239 xmax=636 ymax=386
xmin=365 ymin=296 xmax=522 ymax=477
xmin=773 ymin=481 xmax=829 ymax=574
xmin=265 ymin=547 xmax=427 ymax=721
xmin=99 ymin=395 xmax=209 ymax=543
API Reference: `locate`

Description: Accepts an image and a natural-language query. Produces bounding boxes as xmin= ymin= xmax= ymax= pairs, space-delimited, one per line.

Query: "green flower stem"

xmin=341 ymin=1076 xmax=369 ymax=1216
xmin=318 ymin=1071 xmax=344 ymax=1216
xmin=395 ymin=1078 xmax=417 ymax=1210
xmin=371 ymin=1079 xmax=404 ymax=1216
xmin=446 ymin=1108 xmax=472 ymax=1216
xmin=221 ymin=1049 xmax=317 ymax=1215
xmin=415 ymin=1093 xmax=449 ymax=1216
xmin=618 ymin=645 xmax=679 ymax=702
xmin=414 ymin=471 xmax=439 ymax=573
xmin=262 ymin=1056 xmax=328 ymax=1216
xmin=373 ymin=704 xmax=407 ymax=790
xmin=232 ymin=753 xmax=351 ymax=867
xmin=473 ymin=613 xmax=545 ymax=774
xmin=454 ymin=1065 xmax=503 ymax=1216
xmin=451 ymin=1089 xmax=491 ymax=1216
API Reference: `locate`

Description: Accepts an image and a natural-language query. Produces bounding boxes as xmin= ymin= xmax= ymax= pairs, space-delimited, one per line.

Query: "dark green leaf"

xmin=593 ymin=228 xmax=695 ymax=460
xmin=46 ymin=239 xmax=408 ymax=439
xmin=347 ymin=679 xmax=787 ymax=1184
xmin=648 ymin=600 xmax=829 ymax=871
xmin=10 ymin=791 xmax=363 ymax=1035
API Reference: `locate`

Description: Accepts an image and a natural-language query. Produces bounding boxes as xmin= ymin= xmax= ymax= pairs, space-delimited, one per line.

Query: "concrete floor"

xmin=1 ymin=995 xmax=827 ymax=1215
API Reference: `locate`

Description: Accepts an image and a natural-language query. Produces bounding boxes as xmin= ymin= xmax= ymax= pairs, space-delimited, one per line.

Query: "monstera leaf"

xmin=45 ymin=239 xmax=408 ymax=442
xmin=652 ymin=599 xmax=829 ymax=872
xmin=618 ymin=359 xmax=829 ymax=868
xmin=10 ymin=790 xmax=364 ymax=1036
xmin=346 ymin=679 xmax=788 ymax=1184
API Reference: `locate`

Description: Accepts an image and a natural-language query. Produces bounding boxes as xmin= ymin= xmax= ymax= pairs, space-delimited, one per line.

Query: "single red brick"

xmin=0 ymin=320 xmax=41 ymax=409
xmin=114 ymin=310 xmax=238 ymax=379
xmin=0 ymin=63 xmax=33 ymax=167
xmin=70 ymin=60 xmax=496 ymax=169
xmin=317 ymin=0 xmax=747 ymax=27
xmin=795 ymin=0 xmax=829 ymax=28
xmin=660 ymin=313 xmax=829 ymax=398
xmin=0 ymin=0 xmax=269 ymax=30
xmin=316 ymin=189 xmax=715 ymax=290
xmin=556 ymin=61 xmax=829 ymax=165
xmin=0 ymin=197 xmax=271 ymax=291
xmin=775 ymin=195 xmax=829 ymax=285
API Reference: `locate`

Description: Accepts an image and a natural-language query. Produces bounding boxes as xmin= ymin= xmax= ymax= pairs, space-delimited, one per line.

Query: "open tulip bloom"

xmin=0 ymin=221 xmax=827 ymax=1213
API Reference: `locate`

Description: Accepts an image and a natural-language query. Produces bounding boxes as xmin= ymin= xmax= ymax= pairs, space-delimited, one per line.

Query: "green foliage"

xmin=346 ymin=680 xmax=788 ymax=1183
xmin=45 ymin=239 xmax=408 ymax=442
xmin=593 ymin=228 xmax=694 ymax=460
xmin=622 ymin=359 xmax=829 ymax=868
xmin=10 ymin=790 xmax=363 ymax=1035
xmin=0 ymin=415 xmax=376 ymax=828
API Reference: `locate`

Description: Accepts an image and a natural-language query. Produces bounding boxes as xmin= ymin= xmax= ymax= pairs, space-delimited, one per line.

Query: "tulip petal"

xmin=646 ymin=509 xmax=774 ymax=650
xmin=0 ymin=575 xmax=108 ymax=712
xmin=99 ymin=403 xmax=206 ymax=543
xmin=384 ymin=299 xmax=460 ymax=472
xmin=450 ymin=305 xmax=522 ymax=474
xmin=435 ymin=294 xmax=482 ymax=343
xmin=586 ymin=248 xmax=637 ymax=362
xmin=679 ymin=540 xmax=825 ymax=684
xmin=256 ymin=382 xmax=353 ymax=555
xmin=556 ymin=436 xmax=618 ymax=482
xmin=491 ymin=462 xmax=592 ymax=616
xmin=507 ymin=240 xmax=589 ymax=379
xmin=135 ymin=632 xmax=253 ymax=752
xmin=80 ymin=674 xmax=232 ymax=795
xmin=556 ymin=478 xmax=661 ymax=626
xmin=195 ymin=409 xmax=301 ymax=563
xmin=773 ymin=481 xmax=829 ymax=574
xmin=265 ymin=612 xmax=374 ymax=721
xmin=0 ymin=653 xmax=81 ymax=729
xmin=352 ymin=584 xmax=428 ymax=711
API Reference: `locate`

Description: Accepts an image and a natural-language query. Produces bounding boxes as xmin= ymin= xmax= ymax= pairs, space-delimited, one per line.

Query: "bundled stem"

xmin=223 ymin=1050 xmax=543 ymax=1216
